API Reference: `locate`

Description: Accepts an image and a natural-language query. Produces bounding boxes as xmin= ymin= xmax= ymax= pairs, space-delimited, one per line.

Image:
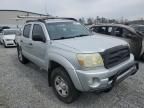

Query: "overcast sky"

xmin=0 ymin=0 xmax=144 ymax=20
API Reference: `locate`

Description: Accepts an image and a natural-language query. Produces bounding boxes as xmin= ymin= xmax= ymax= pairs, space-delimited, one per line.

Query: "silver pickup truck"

xmin=17 ymin=17 xmax=138 ymax=103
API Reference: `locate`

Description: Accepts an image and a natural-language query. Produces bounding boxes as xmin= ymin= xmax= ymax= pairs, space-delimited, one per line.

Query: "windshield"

xmin=3 ymin=30 xmax=18 ymax=35
xmin=46 ymin=21 xmax=92 ymax=40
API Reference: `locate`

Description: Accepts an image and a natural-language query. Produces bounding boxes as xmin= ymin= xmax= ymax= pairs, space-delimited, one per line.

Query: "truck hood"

xmin=53 ymin=34 xmax=128 ymax=53
xmin=3 ymin=34 xmax=15 ymax=40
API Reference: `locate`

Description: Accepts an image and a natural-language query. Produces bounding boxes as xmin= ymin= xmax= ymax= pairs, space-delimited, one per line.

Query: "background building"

xmin=0 ymin=10 xmax=48 ymax=28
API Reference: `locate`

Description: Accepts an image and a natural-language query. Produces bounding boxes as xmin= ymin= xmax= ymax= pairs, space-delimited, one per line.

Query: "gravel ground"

xmin=0 ymin=45 xmax=144 ymax=108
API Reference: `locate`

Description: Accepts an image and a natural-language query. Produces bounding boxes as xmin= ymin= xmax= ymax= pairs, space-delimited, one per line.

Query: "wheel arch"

xmin=47 ymin=53 xmax=83 ymax=91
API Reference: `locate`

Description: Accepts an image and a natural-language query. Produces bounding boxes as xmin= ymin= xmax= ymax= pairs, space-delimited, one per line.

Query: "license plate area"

xmin=108 ymin=63 xmax=138 ymax=86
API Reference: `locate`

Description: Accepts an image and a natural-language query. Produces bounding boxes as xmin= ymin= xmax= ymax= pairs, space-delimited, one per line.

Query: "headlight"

xmin=77 ymin=53 xmax=104 ymax=68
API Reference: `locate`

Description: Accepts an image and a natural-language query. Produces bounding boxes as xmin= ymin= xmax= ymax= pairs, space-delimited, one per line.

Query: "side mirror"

xmin=33 ymin=35 xmax=46 ymax=42
xmin=16 ymin=31 xmax=22 ymax=36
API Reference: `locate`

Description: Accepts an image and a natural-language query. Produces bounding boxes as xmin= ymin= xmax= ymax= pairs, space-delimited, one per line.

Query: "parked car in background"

xmin=0 ymin=31 xmax=2 ymax=44
xmin=15 ymin=29 xmax=22 ymax=45
xmin=1 ymin=29 xmax=19 ymax=48
xmin=90 ymin=24 xmax=144 ymax=59
xmin=0 ymin=33 xmax=2 ymax=45
xmin=17 ymin=17 xmax=138 ymax=103
xmin=0 ymin=26 xmax=10 ymax=33
xmin=0 ymin=28 xmax=4 ymax=44
xmin=0 ymin=26 xmax=10 ymax=44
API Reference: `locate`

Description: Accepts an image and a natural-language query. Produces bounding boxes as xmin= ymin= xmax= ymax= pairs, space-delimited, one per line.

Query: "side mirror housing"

xmin=33 ymin=35 xmax=46 ymax=42
xmin=16 ymin=31 xmax=22 ymax=36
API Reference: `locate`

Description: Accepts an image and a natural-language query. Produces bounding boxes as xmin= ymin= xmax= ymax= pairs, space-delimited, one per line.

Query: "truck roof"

xmin=26 ymin=17 xmax=77 ymax=23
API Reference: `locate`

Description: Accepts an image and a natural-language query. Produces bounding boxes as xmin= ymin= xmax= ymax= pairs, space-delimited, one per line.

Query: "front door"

xmin=30 ymin=24 xmax=47 ymax=68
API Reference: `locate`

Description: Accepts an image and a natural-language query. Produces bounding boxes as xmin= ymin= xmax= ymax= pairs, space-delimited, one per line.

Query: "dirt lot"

xmin=0 ymin=45 xmax=144 ymax=108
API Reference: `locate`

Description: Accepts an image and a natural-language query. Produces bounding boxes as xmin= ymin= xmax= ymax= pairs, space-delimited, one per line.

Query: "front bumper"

xmin=4 ymin=40 xmax=16 ymax=47
xmin=76 ymin=54 xmax=138 ymax=91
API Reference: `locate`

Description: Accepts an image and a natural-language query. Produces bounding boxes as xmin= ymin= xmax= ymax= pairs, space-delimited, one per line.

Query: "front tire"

xmin=17 ymin=46 xmax=29 ymax=64
xmin=51 ymin=67 xmax=80 ymax=103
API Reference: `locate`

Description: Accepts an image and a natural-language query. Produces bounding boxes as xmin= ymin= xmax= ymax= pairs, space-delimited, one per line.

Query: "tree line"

xmin=78 ymin=16 xmax=129 ymax=25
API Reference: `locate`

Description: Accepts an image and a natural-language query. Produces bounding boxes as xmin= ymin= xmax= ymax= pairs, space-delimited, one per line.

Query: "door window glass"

xmin=122 ymin=29 xmax=134 ymax=38
xmin=114 ymin=27 xmax=123 ymax=37
xmin=32 ymin=24 xmax=46 ymax=42
xmin=107 ymin=27 xmax=113 ymax=35
xmin=23 ymin=24 xmax=31 ymax=38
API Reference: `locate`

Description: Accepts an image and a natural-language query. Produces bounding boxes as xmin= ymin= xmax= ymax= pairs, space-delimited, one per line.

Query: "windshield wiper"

xmin=53 ymin=36 xmax=75 ymax=40
xmin=74 ymin=34 xmax=89 ymax=37
xmin=53 ymin=34 xmax=90 ymax=40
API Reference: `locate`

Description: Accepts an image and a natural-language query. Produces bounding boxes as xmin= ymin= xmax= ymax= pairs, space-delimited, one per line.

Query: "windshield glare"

xmin=46 ymin=21 xmax=92 ymax=40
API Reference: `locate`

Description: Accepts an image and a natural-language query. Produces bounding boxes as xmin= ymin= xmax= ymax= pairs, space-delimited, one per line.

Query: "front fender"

xmin=47 ymin=53 xmax=83 ymax=91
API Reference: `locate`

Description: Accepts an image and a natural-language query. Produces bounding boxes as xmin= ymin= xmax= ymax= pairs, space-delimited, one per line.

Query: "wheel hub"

xmin=55 ymin=76 xmax=69 ymax=97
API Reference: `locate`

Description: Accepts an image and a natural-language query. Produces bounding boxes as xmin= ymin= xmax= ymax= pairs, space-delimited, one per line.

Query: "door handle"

xmin=28 ymin=43 xmax=32 ymax=46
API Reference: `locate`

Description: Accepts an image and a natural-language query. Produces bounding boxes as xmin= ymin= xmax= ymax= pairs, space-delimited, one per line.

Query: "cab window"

xmin=90 ymin=26 xmax=99 ymax=32
xmin=114 ymin=27 xmax=123 ymax=37
xmin=99 ymin=26 xmax=107 ymax=34
xmin=32 ymin=24 xmax=46 ymax=42
xmin=122 ymin=29 xmax=135 ymax=38
xmin=107 ymin=27 xmax=113 ymax=35
xmin=23 ymin=24 xmax=31 ymax=38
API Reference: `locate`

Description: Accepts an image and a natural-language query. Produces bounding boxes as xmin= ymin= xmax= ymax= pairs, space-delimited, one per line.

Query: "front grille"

xmin=101 ymin=45 xmax=130 ymax=69
xmin=7 ymin=43 xmax=14 ymax=45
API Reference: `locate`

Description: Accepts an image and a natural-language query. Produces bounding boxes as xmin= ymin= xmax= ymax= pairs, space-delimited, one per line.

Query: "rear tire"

xmin=51 ymin=67 xmax=80 ymax=103
xmin=17 ymin=46 xmax=29 ymax=64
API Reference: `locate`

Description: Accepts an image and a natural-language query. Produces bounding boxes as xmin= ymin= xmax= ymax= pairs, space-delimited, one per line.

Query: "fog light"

xmin=88 ymin=78 xmax=100 ymax=87
xmin=93 ymin=78 xmax=100 ymax=87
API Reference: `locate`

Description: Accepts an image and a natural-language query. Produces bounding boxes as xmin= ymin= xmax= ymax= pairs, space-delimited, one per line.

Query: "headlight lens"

xmin=77 ymin=53 xmax=104 ymax=68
